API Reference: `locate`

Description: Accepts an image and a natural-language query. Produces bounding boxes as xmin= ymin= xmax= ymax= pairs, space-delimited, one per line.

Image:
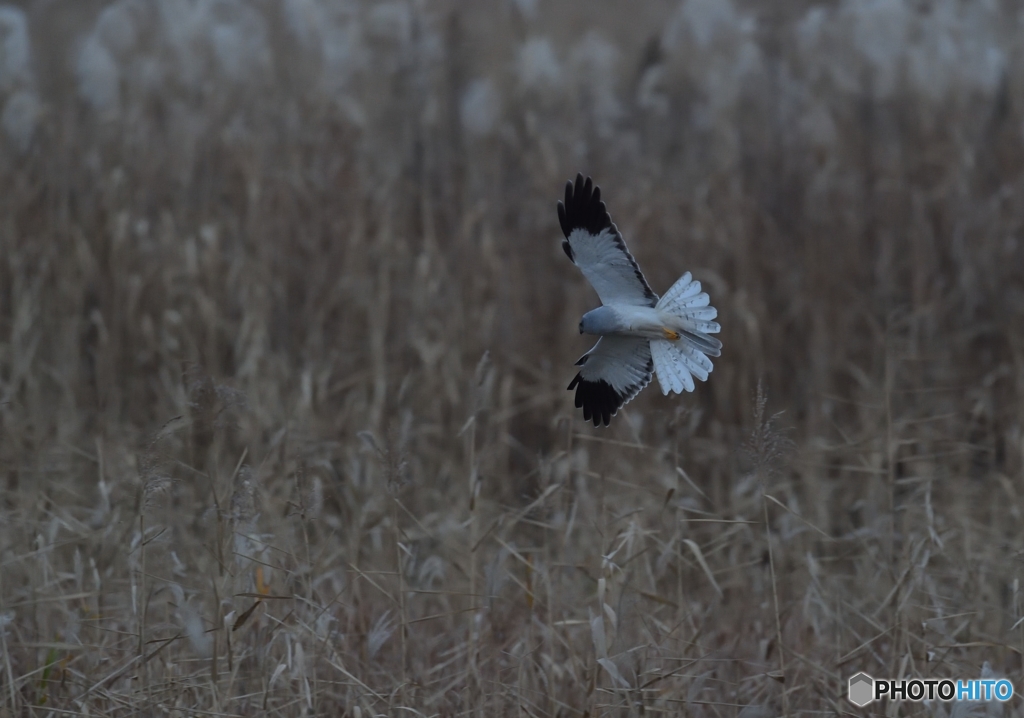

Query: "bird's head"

xmin=579 ymin=306 xmax=622 ymax=336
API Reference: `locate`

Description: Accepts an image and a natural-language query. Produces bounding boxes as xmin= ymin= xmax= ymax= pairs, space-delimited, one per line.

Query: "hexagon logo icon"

xmin=848 ymin=673 xmax=874 ymax=707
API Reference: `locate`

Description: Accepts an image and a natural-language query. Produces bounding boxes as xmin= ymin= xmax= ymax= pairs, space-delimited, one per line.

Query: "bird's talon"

xmin=662 ymin=327 xmax=680 ymax=341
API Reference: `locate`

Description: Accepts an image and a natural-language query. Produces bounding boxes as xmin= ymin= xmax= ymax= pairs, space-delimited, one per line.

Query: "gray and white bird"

xmin=558 ymin=173 xmax=722 ymax=426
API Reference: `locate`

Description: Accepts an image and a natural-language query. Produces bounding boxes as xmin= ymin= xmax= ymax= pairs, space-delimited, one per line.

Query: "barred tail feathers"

xmin=655 ymin=272 xmax=722 ymax=357
xmin=650 ymin=340 xmax=689 ymax=394
xmin=658 ymin=272 xmax=700 ymax=306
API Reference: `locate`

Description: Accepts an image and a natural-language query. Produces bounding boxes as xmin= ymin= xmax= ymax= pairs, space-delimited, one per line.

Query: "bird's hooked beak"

xmin=578 ymin=320 xmax=584 ymax=334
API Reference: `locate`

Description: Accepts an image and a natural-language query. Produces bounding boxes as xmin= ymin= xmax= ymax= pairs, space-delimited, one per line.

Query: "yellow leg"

xmin=661 ymin=327 xmax=680 ymax=341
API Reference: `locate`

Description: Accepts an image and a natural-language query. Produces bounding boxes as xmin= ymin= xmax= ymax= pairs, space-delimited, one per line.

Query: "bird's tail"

xmin=651 ymin=272 xmax=722 ymax=395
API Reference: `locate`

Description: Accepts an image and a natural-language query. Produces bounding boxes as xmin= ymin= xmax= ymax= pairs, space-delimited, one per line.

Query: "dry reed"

xmin=1 ymin=0 xmax=1023 ymax=715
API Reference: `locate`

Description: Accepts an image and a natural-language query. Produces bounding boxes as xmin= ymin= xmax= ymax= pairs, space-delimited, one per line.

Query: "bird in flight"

xmin=557 ymin=173 xmax=722 ymax=426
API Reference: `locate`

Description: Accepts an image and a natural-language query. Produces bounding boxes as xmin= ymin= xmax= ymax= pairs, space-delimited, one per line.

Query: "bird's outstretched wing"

xmin=567 ymin=336 xmax=653 ymax=427
xmin=557 ymin=173 xmax=657 ymax=308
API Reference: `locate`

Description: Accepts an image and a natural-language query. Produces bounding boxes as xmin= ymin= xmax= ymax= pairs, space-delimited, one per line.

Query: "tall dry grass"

xmin=1 ymin=0 xmax=1024 ymax=714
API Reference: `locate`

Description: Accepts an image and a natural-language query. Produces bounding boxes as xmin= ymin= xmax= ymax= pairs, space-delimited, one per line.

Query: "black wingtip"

xmin=557 ymin=173 xmax=613 ymax=239
xmin=568 ymin=374 xmax=620 ymax=427
xmin=562 ymin=240 xmax=574 ymax=261
xmin=557 ymin=200 xmax=574 ymax=259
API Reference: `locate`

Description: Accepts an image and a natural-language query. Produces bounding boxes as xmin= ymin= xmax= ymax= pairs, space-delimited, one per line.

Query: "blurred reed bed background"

xmin=1 ymin=0 xmax=1024 ymax=714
